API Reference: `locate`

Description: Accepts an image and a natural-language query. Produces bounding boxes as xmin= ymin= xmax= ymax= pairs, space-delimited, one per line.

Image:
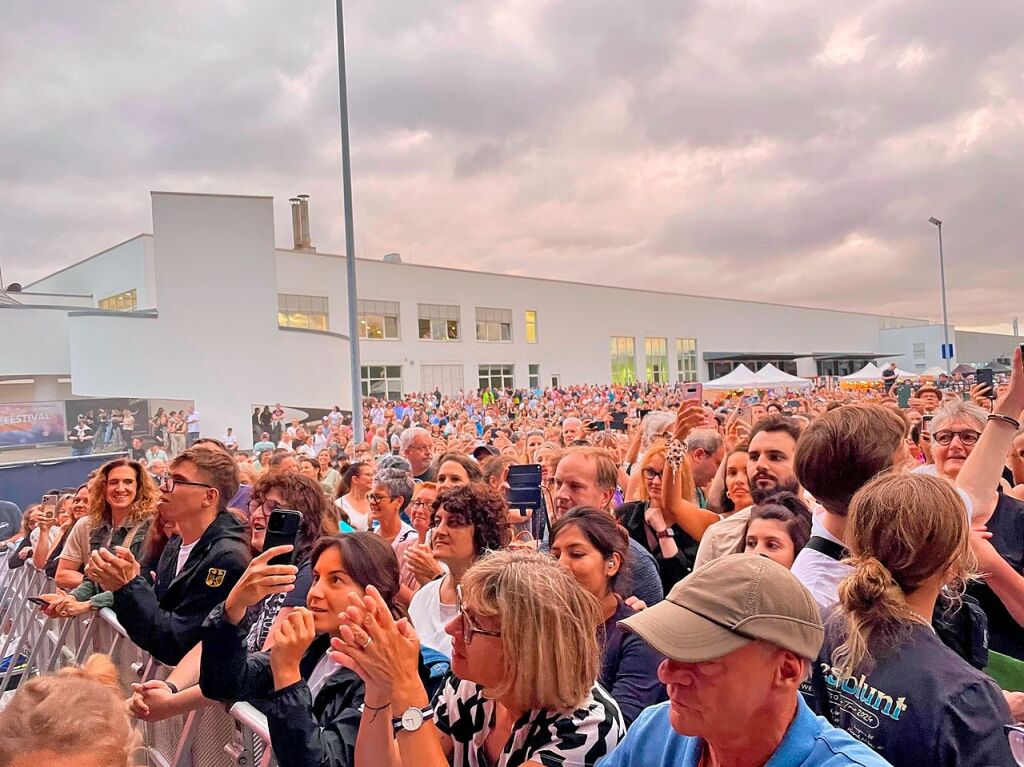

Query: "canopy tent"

xmin=703 ymin=364 xmax=761 ymax=390
xmin=983 ymin=360 xmax=1011 ymax=373
xmin=752 ymin=363 xmax=813 ymax=388
xmin=841 ymin=363 xmax=917 ymax=382
xmin=951 ymin=363 xmax=977 ymax=376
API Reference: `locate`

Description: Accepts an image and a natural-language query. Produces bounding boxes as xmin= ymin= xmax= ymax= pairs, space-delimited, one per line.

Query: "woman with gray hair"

xmin=369 ymin=468 xmax=417 ymax=551
xmin=915 ymin=398 xmax=989 ymax=482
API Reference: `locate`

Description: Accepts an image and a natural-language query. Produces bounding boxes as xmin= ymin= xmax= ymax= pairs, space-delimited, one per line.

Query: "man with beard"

xmin=791 ymin=404 xmax=910 ymax=609
xmin=693 ymin=415 xmax=803 ymax=569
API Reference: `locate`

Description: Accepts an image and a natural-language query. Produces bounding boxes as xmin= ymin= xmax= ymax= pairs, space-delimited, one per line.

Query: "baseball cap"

xmin=472 ymin=443 xmax=499 ymax=460
xmin=620 ymin=553 xmax=823 ymax=662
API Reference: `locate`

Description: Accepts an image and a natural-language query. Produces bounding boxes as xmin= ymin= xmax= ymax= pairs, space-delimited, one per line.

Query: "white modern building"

xmin=1 ymin=191 xmax=1019 ymax=450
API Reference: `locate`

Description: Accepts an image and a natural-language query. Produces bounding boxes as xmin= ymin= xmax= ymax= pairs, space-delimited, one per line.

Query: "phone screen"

xmin=922 ymin=415 xmax=933 ymax=434
xmin=41 ymin=494 xmax=59 ymax=522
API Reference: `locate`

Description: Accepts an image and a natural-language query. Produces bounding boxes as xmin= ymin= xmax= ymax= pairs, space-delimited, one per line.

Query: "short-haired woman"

xmin=550 ymin=508 xmax=664 ymax=725
xmin=333 ymin=548 xmax=625 ymax=767
xmin=743 ymin=491 xmax=812 ymax=569
xmin=370 ymin=468 xmax=417 ymax=549
xmin=808 ymin=472 xmax=1014 ymax=767
xmin=407 ymin=484 xmax=510 ymax=658
xmin=200 ymin=533 xmax=424 ymax=767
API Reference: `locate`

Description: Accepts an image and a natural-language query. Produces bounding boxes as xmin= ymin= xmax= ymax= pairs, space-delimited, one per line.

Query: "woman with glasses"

xmin=332 ymin=548 xmax=625 ymax=767
xmin=399 ymin=483 xmax=444 ymax=596
xmin=614 ymin=443 xmax=699 ymax=594
xmin=916 ymin=398 xmax=1024 ymax=661
xmin=199 ymin=533 xmax=430 ymax=767
xmin=40 ymin=459 xmax=158 ymax=619
xmin=807 ymin=472 xmax=1014 ymax=767
xmin=407 ymin=484 xmax=510 ymax=658
xmin=127 ymin=472 xmax=330 ymax=724
xmin=369 ymin=469 xmax=417 ymax=550
xmin=549 ymin=508 xmax=664 ymax=725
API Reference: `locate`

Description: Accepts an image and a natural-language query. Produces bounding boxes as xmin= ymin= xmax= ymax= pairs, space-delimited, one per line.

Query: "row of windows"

xmin=98 ymin=289 xmax=138 ymax=311
xmin=360 ymin=363 xmax=538 ymax=401
xmin=284 ymin=295 xmax=540 ymax=343
xmin=610 ymin=336 xmax=699 ymax=385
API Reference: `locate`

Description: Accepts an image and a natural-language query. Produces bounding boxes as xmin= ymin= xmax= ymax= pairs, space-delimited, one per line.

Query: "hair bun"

xmin=840 ymin=557 xmax=895 ymax=612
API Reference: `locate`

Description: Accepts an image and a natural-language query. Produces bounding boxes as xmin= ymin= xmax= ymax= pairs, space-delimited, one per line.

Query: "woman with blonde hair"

xmin=615 ymin=442 xmax=700 ymax=593
xmin=0 ymin=654 xmax=141 ymax=767
xmin=40 ymin=458 xmax=158 ymax=618
xmin=332 ymin=548 xmax=625 ymax=767
xmin=809 ymin=471 xmax=1013 ymax=767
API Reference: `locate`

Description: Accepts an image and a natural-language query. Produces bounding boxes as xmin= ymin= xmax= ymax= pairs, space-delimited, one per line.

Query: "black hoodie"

xmin=112 ymin=511 xmax=250 ymax=664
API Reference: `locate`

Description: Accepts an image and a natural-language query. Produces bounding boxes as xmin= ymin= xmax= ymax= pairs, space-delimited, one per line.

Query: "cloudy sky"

xmin=2 ymin=0 xmax=1022 ymax=330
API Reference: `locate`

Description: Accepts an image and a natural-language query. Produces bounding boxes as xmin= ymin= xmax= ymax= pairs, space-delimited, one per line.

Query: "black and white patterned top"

xmin=432 ymin=675 xmax=625 ymax=767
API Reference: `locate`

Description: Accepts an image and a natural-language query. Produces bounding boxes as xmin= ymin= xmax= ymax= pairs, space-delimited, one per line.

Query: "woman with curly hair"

xmin=407 ymin=484 xmax=511 ymax=658
xmin=41 ymin=458 xmax=158 ymax=618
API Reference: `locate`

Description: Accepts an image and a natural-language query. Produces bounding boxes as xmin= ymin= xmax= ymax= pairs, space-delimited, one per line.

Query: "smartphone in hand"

xmin=263 ymin=510 xmax=302 ymax=566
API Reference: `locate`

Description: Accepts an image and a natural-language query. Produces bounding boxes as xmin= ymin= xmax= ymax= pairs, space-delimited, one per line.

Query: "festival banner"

xmin=0 ymin=401 xmax=67 ymax=448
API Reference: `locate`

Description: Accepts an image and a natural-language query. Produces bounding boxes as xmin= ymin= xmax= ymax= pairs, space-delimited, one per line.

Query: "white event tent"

xmin=703 ymin=364 xmax=761 ymax=390
xmin=841 ymin=363 xmax=917 ymax=382
xmin=752 ymin=363 xmax=813 ymax=388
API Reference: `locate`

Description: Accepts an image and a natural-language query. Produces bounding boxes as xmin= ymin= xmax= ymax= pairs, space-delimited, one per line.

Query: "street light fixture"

xmin=928 ymin=217 xmax=952 ymax=373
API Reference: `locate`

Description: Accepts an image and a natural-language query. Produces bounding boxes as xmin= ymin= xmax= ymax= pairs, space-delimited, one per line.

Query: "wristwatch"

xmin=392 ymin=705 xmax=435 ymax=734
xmin=656 ymin=528 xmax=675 ymax=540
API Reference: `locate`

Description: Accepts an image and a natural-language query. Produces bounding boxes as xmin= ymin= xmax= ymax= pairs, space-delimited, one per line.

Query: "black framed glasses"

xmin=455 ymin=584 xmax=502 ymax=645
xmin=366 ymin=493 xmax=392 ymax=504
xmin=932 ymin=429 xmax=981 ymax=446
xmin=157 ymin=473 xmax=214 ymax=492
xmin=642 ymin=467 xmax=663 ymax=480
xmin=409 ymin=499 xmax=432 ymax=509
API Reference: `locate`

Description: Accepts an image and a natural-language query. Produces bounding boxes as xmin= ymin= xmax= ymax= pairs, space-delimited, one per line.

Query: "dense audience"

xmin=3 ymin=351 xmax=1024 ymax=766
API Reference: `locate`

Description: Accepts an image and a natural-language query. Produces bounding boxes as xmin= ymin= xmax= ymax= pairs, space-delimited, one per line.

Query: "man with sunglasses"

xmin=916 ymin=398 xmax=1024 ymax=661
xmin=87 ymin=447 xmax=250 ymax=665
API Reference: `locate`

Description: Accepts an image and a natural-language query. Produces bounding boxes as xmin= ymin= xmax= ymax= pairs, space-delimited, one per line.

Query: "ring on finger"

xmin=359 ymin=635 xmax=373 ymax=650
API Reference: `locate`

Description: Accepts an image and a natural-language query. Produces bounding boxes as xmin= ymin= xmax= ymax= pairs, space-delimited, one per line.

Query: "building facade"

xmin=2 ymin=191 xmax=1019 ymax=450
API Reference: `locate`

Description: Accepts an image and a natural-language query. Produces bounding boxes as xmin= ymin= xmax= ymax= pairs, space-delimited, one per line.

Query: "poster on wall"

xmin=0 ymin=401 xmax=68 ymax=448
xmin=64 ymin=398 xmax=153 ymax=438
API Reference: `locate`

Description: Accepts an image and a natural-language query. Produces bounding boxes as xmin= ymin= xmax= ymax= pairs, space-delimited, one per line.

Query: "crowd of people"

xmin=2 ymin=351 xmax=1024 ymax=766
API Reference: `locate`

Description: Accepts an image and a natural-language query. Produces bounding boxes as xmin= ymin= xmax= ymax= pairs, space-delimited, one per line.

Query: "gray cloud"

xmin=1 ymin=0 xmax=1022 ymax=329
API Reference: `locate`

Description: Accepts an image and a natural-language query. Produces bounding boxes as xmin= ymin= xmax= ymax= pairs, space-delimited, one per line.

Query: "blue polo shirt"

xmin=598 ymin=695 xmax=891 ymax=767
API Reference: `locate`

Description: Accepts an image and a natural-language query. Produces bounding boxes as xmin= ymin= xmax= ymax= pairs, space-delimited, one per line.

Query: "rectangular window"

xmin=417 ymin=303 xmax=460 ymax=341
xmin=357 ymin=299 xmax=400 ymax=340
xmin=98 ymin=289 xmax=138 ymax=311
xmin=676 ymin=338 xmax=698 ymax=382
xmin=528 ymin=363 xmax=540 ymax=389
xmin=278 ymin=293 xmax=328 ymax=330
xmin=610 ymin=336 xmax=636 ymax=384
xmin=361 ymin=365 xmax=403 ymax=401
xmin=478 ymin=364 xmax=514 ymax=392
xmin=645 ymin=338 xmax=668 ymax=383
xmin=913 ymin=343 xmax=926 ymax=359
xmin=475 ymin=307 xmax=513 ymax=342
xmin=525 ymin=310 xmax=538 ymax=343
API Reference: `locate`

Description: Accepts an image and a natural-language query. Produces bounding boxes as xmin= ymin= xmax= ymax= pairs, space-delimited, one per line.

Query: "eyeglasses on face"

xmin=366 ymin=493 xmax=393 ymax=504
xmin=248 ymin=499 xmax=281 ymax=517
xmin=455 ymin=584 xmax=502 ymax=645
xmin=409 ymin=499 xmax=432 ymax=509
xmin=157 ymin=473 xmax=213 ymax=492
xmin=932 ymin=429 xmax=981 ymax=446
xmin=642 ymin=467 xmax=663 ymax=480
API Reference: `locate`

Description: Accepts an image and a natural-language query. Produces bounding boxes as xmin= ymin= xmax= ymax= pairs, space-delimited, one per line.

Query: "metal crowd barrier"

xmin=0 ymin=559 xmax=277 ymax=767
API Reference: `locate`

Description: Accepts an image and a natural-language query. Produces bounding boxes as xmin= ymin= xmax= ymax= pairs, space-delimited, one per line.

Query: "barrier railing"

xmin=0 ymin=560 xmax=277 ymax=767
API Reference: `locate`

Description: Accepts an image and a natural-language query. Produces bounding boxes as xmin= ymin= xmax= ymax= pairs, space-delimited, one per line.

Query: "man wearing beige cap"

xmin=599 ymin=554 xmax=891 ymax=767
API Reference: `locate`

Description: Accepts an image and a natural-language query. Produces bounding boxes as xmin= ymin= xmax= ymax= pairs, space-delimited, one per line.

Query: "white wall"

xmin=879 ymin=325 xmax=947 ymax=371
xmin=28 ymin=235 xmax=156 ymax=309
xmin=955 ymin=330 xmax=1022 ymax=367
xmin=0 ymin=306 xmax=73 ymax=376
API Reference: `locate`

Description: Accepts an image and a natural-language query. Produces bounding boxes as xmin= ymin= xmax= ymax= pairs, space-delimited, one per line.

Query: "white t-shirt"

xmin=223 ymin=433 xmax=238 ymax=448
xmin=186 ymin=412 xmax=201 ymax=433
xmin=176 ymin=540 xmax=199 ymax=577
xmin=337 ymin=497 xmax=368 ymax=531
xmin=408 ymin=577 xmax=457 ymax=659
xmin=790 ymin=518 xmax=850 ymax=610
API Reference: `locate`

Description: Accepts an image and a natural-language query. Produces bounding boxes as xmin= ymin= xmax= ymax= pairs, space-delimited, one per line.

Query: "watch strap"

xmin=392 ymin=705 xmax=435 ymax=734
xmin=656 ymin=528 xmax=675 ymax=539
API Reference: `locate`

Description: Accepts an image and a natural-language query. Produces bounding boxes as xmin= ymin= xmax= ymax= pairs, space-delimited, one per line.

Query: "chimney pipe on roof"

xmin=290 ymin=195 xmax=315 ymax=252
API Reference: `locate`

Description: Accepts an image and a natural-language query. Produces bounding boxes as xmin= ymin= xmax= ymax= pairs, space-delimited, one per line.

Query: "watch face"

xmin=402 ymin=708 xmax=425 ymax=731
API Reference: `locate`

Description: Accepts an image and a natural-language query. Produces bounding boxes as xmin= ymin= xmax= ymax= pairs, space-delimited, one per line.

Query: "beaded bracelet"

xmin=988 ymin=413 xmax=1021 ymax=430
xmin=666 ymin=438 xmax=688 ymax=469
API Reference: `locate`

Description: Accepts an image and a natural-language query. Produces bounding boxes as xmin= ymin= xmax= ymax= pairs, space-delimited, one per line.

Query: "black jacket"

xmin=200 ymin=603 xmax=364 ymax=767
xmin=615 ymin=501 xmax=699 ymax=594
xmin=112 ymin=511 xmax=249 ymax=664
